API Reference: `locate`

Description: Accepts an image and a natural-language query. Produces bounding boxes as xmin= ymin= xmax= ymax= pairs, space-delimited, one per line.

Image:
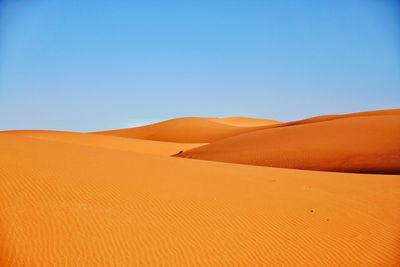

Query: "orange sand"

xmin=210 ymin=116 xmax=279 ymax=126
xmin=267 ymin=108 xmax=400 ymax=129
xmin=95 ymin=117 xmax=279 ymax=143
xmin=178 ymin=115 xmax=400 ymax=173
xmin=4 ymin=130 xmax=203 ymax=156
xmin=0 ymin=109 xmax=399 ymax=266
xmin=95 ymin=109 xmax=399 ymax=144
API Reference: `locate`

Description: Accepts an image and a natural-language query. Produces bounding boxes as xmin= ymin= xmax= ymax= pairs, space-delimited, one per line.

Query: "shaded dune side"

xmin=94 ymin=109 xmax=399 ymax=143
xmin=177 ymin=115 xmax=400 ymax=174
xmin=0 ymin=133 xmax=399 ymax=266
xmin=2 ymin=130 xmax=203 ymax=156
xmin=94 ymin=117 xmax=279 ymax=143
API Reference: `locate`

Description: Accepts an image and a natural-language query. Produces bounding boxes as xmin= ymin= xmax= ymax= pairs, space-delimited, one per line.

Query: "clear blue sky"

xmin=1 ymin=0 xmax=399 ymax=131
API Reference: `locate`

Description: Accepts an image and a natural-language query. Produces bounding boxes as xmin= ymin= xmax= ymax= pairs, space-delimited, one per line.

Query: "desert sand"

xmin=4 ymin=130 xmax=203 ymax=156
xmin=95 ymin=117 xmax=279 ymax=143
xmin=178 ymin=115 xmax=400 ymax=173
xmin=1 ymin=109 xmax=399 ymax=266
xmin=253 ymin=108 xmax=400 ymax=131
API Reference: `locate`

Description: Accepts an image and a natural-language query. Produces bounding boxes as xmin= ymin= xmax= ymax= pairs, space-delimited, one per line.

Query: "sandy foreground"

xmin=0 ymin=112 xmax=399 ymax=266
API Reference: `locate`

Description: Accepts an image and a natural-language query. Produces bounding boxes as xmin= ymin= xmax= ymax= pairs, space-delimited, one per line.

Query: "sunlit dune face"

xmin=3 ymin=130 xmax=204 ymax=156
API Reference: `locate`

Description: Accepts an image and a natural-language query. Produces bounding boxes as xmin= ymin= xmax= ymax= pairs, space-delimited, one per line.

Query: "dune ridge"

xmin=0 ymin=133 xmax=399 ymax=266
xmin=94 ymin=117 xmax=280 ymax=143
xmin=94 ymin=109 xmax=400 ymax=144
xmin=266 ymin=108 xmax=400 ymax=130
xmin=210 ymin=116 xmax=279 ymax=126
xmin=177 ymin=115 xmax=400 ymax=173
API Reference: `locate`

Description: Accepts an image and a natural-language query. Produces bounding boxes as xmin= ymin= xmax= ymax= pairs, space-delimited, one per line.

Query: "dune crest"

xmin=95 ymin=109 xmax=400 ymax=144
xmin=177 ymin=115 xmax=400 ymax=174
xmin=271 ymin=108 xmax=400 ymax=129
xmin=211 ymin=116 xmax=280 ymax=126
xmin=94 ymin=117 xmax=279 ymax=143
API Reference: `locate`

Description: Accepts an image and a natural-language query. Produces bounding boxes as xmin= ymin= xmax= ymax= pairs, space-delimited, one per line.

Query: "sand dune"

xmin=210 ymin=116 xmax=279 ymax=126
xmin=94 ymin=109 xmax=399 ymax=144
xmin=0 ymin=133 xmax=399 ymax=266
xmin=177 ymin=115 xmax=400 ymax=173
xmin=3 ymin=130 xmax=203 ymax=156
xmin=94 ymin=117 xmax=279 ymax=143
xmin=272 ymin=108 xmax=400 ymax=129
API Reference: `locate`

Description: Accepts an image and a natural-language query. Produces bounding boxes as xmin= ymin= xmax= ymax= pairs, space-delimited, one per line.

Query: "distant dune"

xmin=95 ymin=109 xmax=400 ymax=144
xmin=1 ymin=132 xmax=399 ymax=266
xmin=94 ymin=117 xmax=279 ymax=143
xmin=210 ymin=116 xmax=279 ymax=126
xmin=269 ymin=108 xmax=400 ymax=129
xmin=4 ymin=130 xmax=203 ymax=156
xmin=177 ymin=114 xmax=400 ymax=173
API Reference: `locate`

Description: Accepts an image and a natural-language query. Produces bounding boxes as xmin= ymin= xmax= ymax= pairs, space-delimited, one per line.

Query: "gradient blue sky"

xmin=1 ymin=0 xmax=399 ymax=131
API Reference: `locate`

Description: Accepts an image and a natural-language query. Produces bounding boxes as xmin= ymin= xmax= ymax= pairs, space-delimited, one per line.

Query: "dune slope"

xmin=2 ymin=130 xmax=203 ymax=156
xmin=94 ymin=109 xmax=399 ymax=144
xmin=0 ymin=133 xmax=399 ymax=266
xmin=94 ymin=117 xmax=279 ymax=143
xmin=272 ymin=108 xmax=400 ymax=129
xmin=177 ymin=115 xmax=400 ymax=173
